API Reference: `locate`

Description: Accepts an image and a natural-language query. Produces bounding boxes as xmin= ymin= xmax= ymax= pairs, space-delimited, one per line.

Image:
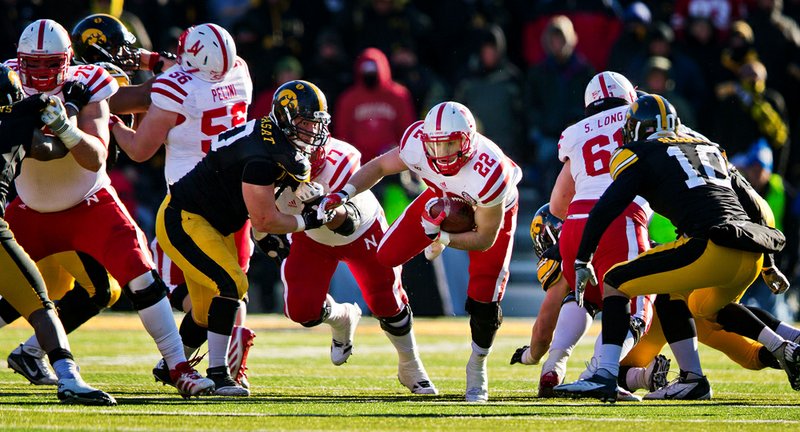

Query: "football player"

xmin=0 ymin=63 xmax=115 ymax=405
xmin=149 ymin=79 xmax=333 ymax=396
xmin=2 ymin=19 xmax=214 ymax=398
xmin=554 ymin=94 xmax=797 ymax=401
xmin=271 ymin=80 xmax=437 ymax=395
xmin=109 ymin=23 xmax=256 ymax=389
xmin=527 ymin=72 xmax=655 ymax=397
xmin=320 ymin=101 xmax=522 ymax=402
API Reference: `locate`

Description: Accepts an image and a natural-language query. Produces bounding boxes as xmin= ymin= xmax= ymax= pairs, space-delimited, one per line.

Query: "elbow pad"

xmin=332 ymin=201 xmax=362 ymax=236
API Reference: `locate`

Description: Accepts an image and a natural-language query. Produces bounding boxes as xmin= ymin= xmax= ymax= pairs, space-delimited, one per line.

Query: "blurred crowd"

xmin=3 ymin=0 xmax=800 ymax=318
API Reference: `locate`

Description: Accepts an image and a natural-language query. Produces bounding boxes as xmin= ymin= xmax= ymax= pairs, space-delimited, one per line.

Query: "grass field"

xmin=1 ymin=313 xmax=799 ymax=431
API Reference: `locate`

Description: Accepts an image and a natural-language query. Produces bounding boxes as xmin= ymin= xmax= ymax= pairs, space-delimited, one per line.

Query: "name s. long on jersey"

xmin=3 ymin=60 xmax=118 ymax=212
xmin=151 ymin=57 xmax=253 ymax=187
xmin=558 ymin=104 xmax=650 ymax=214
xmin=276 ymin=138 xmax=381 ymax=247
xmin=399 ymin=120 xmax=521 ymax=209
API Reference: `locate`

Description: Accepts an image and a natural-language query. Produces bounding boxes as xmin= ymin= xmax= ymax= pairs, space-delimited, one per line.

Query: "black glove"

xmin=62 ymin=81 xmax=92 ymax=112
xmin=154 ymin=51 xmax=177 ymax=74
xmin=301 ymin=197 xmax=334 ymax=230
xmin=510 ymin=346 xmax=529 ymax=365
xmin=256 ymin=233 xmax=290 ymax=264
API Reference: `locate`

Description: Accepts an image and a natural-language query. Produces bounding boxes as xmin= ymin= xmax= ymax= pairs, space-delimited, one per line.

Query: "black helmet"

xmin=71 ymin=14 xmax=139 ymax=71
xmin=270 ymin=80 xmax=331 ymax=153
xmin=623 ymin=94 xmax=679 ymax=144
xmin=0 ymin=65 xmax=24 ymax=105
xmin=530 ymin=204 xmax=563 ymax=258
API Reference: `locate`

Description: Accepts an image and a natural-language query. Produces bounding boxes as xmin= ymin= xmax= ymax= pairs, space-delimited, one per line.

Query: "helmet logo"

xmin=81 ymin=29 xmax=107 ymax=46
xmin=93 ymin=17 xmax=103 ymax=24
xmin=7 ymin=70 xmax=20 ymax=88
xmin=295 ymin=83 xmax=305 ymax=90
xmin=186 ymin=40 xmax=203 ymax=56
xmin=531 ymin=215 xmax=543 ymax=235
xmin=277 ymin=89 xmax=298 ymax=110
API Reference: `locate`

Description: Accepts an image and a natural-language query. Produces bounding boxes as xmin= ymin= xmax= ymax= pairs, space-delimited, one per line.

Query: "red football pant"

xmin=282 ymin=218 xmax=407 ymax=323
xmin=152 ymin=220 xmax=253 ymax=289
xmin=4 ymin=186 xmax=154 ymax=287
xmin=559 ymin=200 xmax=649 ymax=309
xmin=377 ymin=188 xmax=517 ymax=303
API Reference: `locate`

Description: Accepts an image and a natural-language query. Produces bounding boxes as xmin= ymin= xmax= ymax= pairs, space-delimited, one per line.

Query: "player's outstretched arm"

xmin=529 ymin=276 xmax=570 ymax=362
xmin=320 ymin=147 xmax=408 ymax=213
xmin=110 ymin=103 xmax=176 ymax=162
xmin=108 ymin=78 xmax=154 ymax=114
xmin=445 ymin=202 xmax=503 ymax=251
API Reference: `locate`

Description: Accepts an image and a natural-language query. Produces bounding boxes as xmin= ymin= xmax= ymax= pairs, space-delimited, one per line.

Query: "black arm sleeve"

xmin=575 ymin=168 xmax=642 ymax=262
xmin=729 ymin=167 xmax=770 ymax=226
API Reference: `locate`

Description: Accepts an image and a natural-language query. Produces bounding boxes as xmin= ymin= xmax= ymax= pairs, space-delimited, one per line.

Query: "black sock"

xmin=758 ymin=346 xmax=781 ymax=369
xmin=746 ymin=305 xmax=782 ymax=332
xmin=716 ymin=303 xmax=767 ymax=341
xmin=602 ymin=296 xmax=631 ymax=346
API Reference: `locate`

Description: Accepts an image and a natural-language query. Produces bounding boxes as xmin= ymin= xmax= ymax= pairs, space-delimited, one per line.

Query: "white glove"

xmin=762 ymin=266 xmax=790 ymax=294
xmin=295 ymin=181 xmax=325 ymax=203
xmin=424 ymin=242 xmax=446 ymax=261
xmin=41 ymin=96 xmax=81 ymax=148
xmin=574 ymin=259 xmax=598 ymax=308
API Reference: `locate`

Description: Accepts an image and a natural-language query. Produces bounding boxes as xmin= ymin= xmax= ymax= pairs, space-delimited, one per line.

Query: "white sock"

xmin=207 ymin=331 xmax=230 ymax=369
xmin=468 ymin=341 xmax=490 ymax=369
xmin=23 ymin=334 xmax=41 ymax=351
xmin=52 ymin=358 xmax=79 ymax=380
xmin=384 ymin=330 xmax=419 ymax=363
xmin=542 ymin=349 xmax=570 ymax=379
xmin=670 ymin=337 xmax=703 ymax=376
xmin=625 ymin=366 xmax=648 ymax=391
xmin=759 ymin=327 xmax=786 ymax=352
xmin=619 ymin=330 xmax=637 ymax=360
xmin=598 ymin=343 xmax=623 ymax=376
xmin=521 ymin=347 xmax=534 ymax=365
xmin=323 ymin=296 xmax=347 ymax=328
xmin=138 ymin=298 xmax=185 ymax=369
xmin=551 ymin=302 xmax=593 ymax=354
xmin=578 ymin=335 xmax=603 ymax=380
xmin=776 ymin=322 xmax=800 ymax=343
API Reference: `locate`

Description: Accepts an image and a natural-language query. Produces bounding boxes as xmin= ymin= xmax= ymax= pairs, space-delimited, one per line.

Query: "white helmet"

xmin=17 ymin=19 xmax=73 ymax=93
xmin=177 ymin=23 xmax=236 ymax=82
xmin=584 ymin=71 xmax=637 ymax=108
xmin=421 ymin=101 xmax=477 ymax=176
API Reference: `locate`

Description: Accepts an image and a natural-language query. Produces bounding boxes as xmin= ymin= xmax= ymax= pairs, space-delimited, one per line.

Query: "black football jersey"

xmin=170 ymin=116 xmax=311 ymax=235
xmin=0 ymin=94 xmax=47 ymax=214
xmin=576 ymin=134 xmax=751 ymax=261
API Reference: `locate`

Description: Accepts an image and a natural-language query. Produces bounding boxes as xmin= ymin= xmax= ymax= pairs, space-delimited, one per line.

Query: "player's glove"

xmin=295 ymin=181 xmax=325 ymax=203
xmin=629 ymin=316 xmax=647 ymax=344
xmin=421 ymin=198 xmax=447 ymax=241
xmin=573 ymin=259 xmax=597 ymax=308
xmin=317 ymin=184 xmax=355 ymax=220
xmin=510 ymin=346 xmax=536 ymax=365
xmin=254 ymin=231 xmax=290 ymax=264
xmin=61 ymin=81 xmax=92 ymax=112
xmin=762 ymin=266 xmax=790 ymax=294
xmin=154 ymin=51 xmax=177 ymax=74
xmin=301 ymin=197 xmax=334 ymax=230
xmin=41 ymin=96 xmax=82 ymax=149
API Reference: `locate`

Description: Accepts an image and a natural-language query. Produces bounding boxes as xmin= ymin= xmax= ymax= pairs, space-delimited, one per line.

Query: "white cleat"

xmin=170 ymin=361 xmax=215 ymax=398
xmin=228 ymin=326 xmax=256 ymax=389
xmin=57 ymin=377 xmax=117 ymax=406
xmin=207 ymin=366 xmax=250 ymax=397
xmin=398 ymin=358 xmax=438 ymax=395
xmin=7 ymin=343 xmax=58 ymax=386
xmin=330 ymin=303 xmax=362 ymax=366
xmin=465 ymin=356 xmax=489 ymax=402
xmin=424 ymin=242 xmax=445 ymax=261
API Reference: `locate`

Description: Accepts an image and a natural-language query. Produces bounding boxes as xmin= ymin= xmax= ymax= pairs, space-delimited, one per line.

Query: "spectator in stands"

xmin=671 ymin=0 xmax=747 ymax=41
xmin=306 ymin=29 xmax=353 ymax=110
xmin=608 ymin=2 xmax=652 ymax=73
xmin=641 ymin=56 xmax=696 ymax=128
xmin=455 ymin=24 xmax=523 ymax=161
xmin=249 ymin=56 xmax=304 ymax=120
xmin=333 ymin=47 xmax=416 ymax=163
xmin=391 ymin=39 xmax=449 ymax=117
xmin=524 ymin=15 xmax=594 ymax=190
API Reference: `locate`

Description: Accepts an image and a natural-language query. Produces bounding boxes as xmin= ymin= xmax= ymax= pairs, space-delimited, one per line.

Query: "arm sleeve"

xmin=729 ymin=166 xmax=772 ymax=227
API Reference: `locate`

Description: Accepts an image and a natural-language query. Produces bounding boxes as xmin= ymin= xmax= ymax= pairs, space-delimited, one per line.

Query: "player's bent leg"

xmin=376 ymin=190 xmax=436 ymax=267
xmin=540 ymin=296 xmax=594 ymax=397
xmin=322 ymin=295 xmax=362 ymax=366
xmin=378 ymin=305 xmax=438 ymax=395
xmin=206 ymin=296 xmax=249 ymax=397
xmin=464 ymin=298 xmax=502 ymax=402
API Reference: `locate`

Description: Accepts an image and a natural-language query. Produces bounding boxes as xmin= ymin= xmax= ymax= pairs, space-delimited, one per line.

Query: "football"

xmin=427 ymin=197 xmax=476 ymax=233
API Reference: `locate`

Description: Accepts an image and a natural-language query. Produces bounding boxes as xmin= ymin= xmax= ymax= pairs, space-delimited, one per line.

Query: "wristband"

xmin=57 ymin=123 xmax=82 ymax=149
xmin=341 ymin=183 xmax=357 ymax=199
xmin=438 ymin=231 xmax=451 ymax=246
xmin=293 ymin=214 xmax=305 ymax=232
xmin=144 ymin=51 xmax=160 ymax=71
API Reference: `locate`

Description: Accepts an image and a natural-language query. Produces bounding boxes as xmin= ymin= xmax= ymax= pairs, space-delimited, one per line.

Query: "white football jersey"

xmin=399 ymin=121 xmax=521 ymax=209
xmin=276 ymin=138 xmax=381 ymax=247
xmin=4 ymin=60 xmax=118 ymax=212
xmin=151 ymin=57 xmax=253 ymax=187
xmin=557 ymin=105 xmax=650 ymax=213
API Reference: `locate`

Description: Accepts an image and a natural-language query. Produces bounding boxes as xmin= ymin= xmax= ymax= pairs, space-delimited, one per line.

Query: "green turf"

xmin=0 ymin=314 xmax=798 ymax=431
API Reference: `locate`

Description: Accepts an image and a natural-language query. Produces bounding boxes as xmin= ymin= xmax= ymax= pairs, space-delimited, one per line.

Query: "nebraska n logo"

xmin=364 ymin=235 xmax=378 ymax=251
xmin=186 ymin=40 xmax=203 ymax=56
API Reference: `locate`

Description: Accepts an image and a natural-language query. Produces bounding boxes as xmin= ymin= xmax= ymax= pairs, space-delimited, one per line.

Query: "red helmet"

xmin=421 ymin=101 xmax=476 ymax=176
xmin=17 ymin=19 xmax=73 ymax=93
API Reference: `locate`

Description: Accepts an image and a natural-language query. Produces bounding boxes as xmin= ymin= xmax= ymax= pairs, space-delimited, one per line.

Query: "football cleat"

xmin=643 ymin=370 xmax=711 ymax=400
xmin=537 ymin=370 xmax=561 ymax=398
xmin=228 ymin=326 xmax=256 ymax=389
xmin=465 ymin=356 xmax=489 ymax=402
xmin=207 ymin=366 xmax=250 ymax=397
xmin=772 ymin=341 xmax=800 ymax=390
xmin=553 ymin=371 xmax=618 ymax=403
xmin=170 ymin=361 xmax=215 ymax=398
xmin=57 ymin=377 xmax=117 ymax=406
xmin=424 ymin=242 xmax=445 ymax=261
xmin=153 ymin=358 xmax=174 ymax=387
xmin=7 ymin=343 xmax=58 ymax=386
xmin=330 ymin=303 xmax=362 ymax=366
xmin=615 ymin=387 xmax=642 ymax=402
xmin=646 ymin=354 xmax=672 ymax=391
xmin=398 ymin=358 xmax=438 ymax=395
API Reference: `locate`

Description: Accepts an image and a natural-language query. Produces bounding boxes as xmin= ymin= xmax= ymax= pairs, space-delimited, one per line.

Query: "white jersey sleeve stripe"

xmin=151 ymin=87 xmax=184 ymax=105
xmin=154 ymin=78 xmax=188 ymax=97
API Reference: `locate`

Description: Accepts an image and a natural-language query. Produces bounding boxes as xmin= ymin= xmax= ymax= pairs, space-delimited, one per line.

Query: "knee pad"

xmin=123 ymin=271 xmax=168 ymax=311
xmin=562 ymin=291 xmax=600 ymax=318
xmin=379 ymin=304 xmax=413 ymax=336
xmin=208 ymin=296 xmax=240 ymax=336
xmin=300 ymin=300 xmax=331 ymax=328
xmin=465 ymin=297 xmax=502 ymax=349
xmin=169 ymin=283 xmax=189 ymax=311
